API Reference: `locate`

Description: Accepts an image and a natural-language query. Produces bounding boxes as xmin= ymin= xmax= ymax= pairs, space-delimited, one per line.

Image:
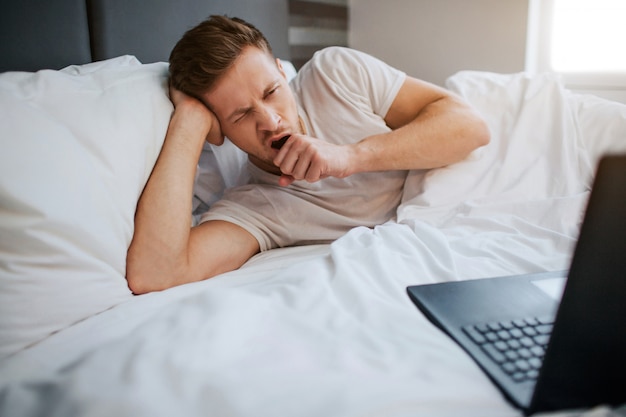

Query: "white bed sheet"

xmin=1 ymin=68 xmax=626 ymax=417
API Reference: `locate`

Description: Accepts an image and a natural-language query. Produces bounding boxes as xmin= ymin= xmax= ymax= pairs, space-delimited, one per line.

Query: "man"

xmin=126 ymin=16 xmax=490 ymax=294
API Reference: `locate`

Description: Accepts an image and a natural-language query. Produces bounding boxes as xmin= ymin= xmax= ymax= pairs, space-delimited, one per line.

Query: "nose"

xmin=257 ymin=105 xmax=281 ymax=132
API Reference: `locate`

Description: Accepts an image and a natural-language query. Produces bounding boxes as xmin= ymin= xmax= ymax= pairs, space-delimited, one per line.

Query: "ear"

xmin=275 ymin=58 xmax=287 ymax=80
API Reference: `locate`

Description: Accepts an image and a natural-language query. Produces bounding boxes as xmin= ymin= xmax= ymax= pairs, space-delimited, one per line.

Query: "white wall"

xmin=348 ymin=0 xmax=530 ymax=87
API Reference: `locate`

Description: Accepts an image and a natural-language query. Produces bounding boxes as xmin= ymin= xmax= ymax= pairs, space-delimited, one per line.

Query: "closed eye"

xmin=265 ymin=86 xmax=279 ymax=99
xmin=233 ymin=110 xmax=250 ymax=124
xmin=230 ymin=81 xmax=281 ymax=124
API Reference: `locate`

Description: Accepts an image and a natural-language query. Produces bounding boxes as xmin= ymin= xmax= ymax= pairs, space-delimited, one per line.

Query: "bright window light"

xmin=551 ymin=0 xmax=626 ymax=72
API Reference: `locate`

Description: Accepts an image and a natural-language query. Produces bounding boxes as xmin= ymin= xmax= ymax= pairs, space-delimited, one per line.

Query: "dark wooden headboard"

xmin=0 ymin=0 xmax=290 ymax=72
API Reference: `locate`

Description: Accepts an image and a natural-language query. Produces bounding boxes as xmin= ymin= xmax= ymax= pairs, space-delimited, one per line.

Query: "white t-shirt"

xmin=200 ymin=47 xmax=407 ymax=251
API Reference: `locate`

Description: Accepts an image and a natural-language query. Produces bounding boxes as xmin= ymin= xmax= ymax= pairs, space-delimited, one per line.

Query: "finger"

xmin=205 ymin=111 xmax=224 ymax=146
xmin=295 ymin=144 xmax=328 ymax=182
xmin=304 ymin=164 xmax=324 ymax=183
xmin=276 ymin=143 xmax=301 ymax=175
xmin=168 ymin=87 xmax=181 ymax=106
xmin=278 ymin=174 xmax=295 ymax=187
xmin=206 ymin=133 xmax=225 ymax=146
xmin=291 ymin=151 xmax=313 ymax=180
xmin=301 ymin=154 xmax=329 ymax=182
xmin=272 ymin=136 xmax=294 ymax=167
xmin=206 ymin=128 xmax=224 ymax=146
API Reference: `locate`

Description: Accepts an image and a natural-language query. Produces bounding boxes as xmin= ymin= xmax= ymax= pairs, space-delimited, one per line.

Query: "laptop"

xmin=407 ymin=154 xmax=626 ymax=415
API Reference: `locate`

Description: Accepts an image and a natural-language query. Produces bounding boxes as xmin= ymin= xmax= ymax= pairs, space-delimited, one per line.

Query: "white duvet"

xmin=1 ymin=59 xmax=625 ymax=417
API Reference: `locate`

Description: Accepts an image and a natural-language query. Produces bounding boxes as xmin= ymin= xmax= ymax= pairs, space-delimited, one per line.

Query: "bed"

xmin=1 ymin=1 xmax=625 ymax=416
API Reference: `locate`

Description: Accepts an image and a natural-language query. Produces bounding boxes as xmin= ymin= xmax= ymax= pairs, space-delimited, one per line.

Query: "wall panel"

xmin=288 ymin=0 xmax=348 ymax=69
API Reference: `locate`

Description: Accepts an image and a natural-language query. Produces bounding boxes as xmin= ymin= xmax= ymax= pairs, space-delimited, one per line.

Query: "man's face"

xmin=202 ymin=46 xmax=302 ymax=175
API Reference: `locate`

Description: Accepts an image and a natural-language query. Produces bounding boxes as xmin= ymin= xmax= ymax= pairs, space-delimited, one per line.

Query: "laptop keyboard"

xmin=463 ymin=316 xmax=554 ymax=382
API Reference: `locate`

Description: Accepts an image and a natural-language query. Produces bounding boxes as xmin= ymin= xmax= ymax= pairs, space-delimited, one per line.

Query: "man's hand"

xmin=168 ymin=85 xmax=224 ymax=147
xmin=273 ymin=134 xmax=355 ymax=187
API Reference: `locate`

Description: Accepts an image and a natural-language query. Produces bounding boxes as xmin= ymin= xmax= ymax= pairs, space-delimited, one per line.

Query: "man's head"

xmin=169 ymin=15 xmax=303 ymax=175
xmin=169 ymin=15 xmax=272 ymax=99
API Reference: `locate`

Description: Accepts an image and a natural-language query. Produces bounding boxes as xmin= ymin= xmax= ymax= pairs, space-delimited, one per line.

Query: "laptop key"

xmin=463 ymin=326 xmax=487 ymax=344
xmin=537 ymin=316 xmax=554 ymax=325
xmin=494 ymin=341 xmax=509 ymax=351
xmin=520 ymin=337 xmax=535 ymax=348
xmin=530 ymin=345 xmax=545 ymax=357
xmin=507 ymin=339 xmax=521 ymax=349
xmin=529 ymin=357 xmax=543 ymax=369
xmin=485 ymin=332 xmax=499 ymax=342
xmin=518 ymin=347 xmax=532 ymax=359
xmin=524 ymin=317 xmax=539 ymax=326
xmin=512 ymin=319 xmax=526 ymax=327
xmin=482 ymin=343 xmax=506 ymax=363
xmin=502 ymin=362 xmax=517 ymax=374
xmin=512 ymin=372 xmax=526 ymax=382
xmin=487 ymin=322 xmax=502 ymax=331
xmin=505 ymin=350 xmax=520 ymax=361
xmin=533 ymin=334 xmax=550 ymax=346
xmin=522 ymin=326 xmax=538 ymax=337
xmin=536 ymin=324 xmax=553 ymax=334
xmin=515 ymin=359 xmax=531 ymax=372
xmin=497 ymin=330 xmax=512 ymax=340
xmin=500 ymin=320 xmax=514 ymax=330
xmin=475 ymin=323 xmax=490 ymax=333
xmin=526 ymin=369 xmax=539 ymax=380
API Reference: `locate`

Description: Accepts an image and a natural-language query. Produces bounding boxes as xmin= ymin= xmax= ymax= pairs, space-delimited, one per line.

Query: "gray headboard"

xmin=0 ymin=0 xmax=290 ymax=72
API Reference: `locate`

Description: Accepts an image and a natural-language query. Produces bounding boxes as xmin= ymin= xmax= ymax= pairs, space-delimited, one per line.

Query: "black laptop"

xmin=407 ymin=154 xmax=626 ymax=415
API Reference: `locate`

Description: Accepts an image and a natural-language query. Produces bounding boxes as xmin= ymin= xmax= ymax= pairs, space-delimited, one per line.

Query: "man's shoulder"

xmin=311 ymin=46 xmax=357 ymax=60
xmin=300 ymin=46 xmax=399 ymax=82
xmin=296 ymin=47 xmax=377 ymax=88
xmin=307 ymin=46 xmax=369 ymax=70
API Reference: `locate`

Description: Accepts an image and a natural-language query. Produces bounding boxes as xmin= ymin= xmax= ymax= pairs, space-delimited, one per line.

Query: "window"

xmin=526 ymin=0 xmax=626 ymax=89
xmin=551 ymin=0 xmax=626 ymax=73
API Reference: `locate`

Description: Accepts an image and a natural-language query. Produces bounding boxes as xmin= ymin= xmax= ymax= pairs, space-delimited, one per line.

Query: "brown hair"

xmin=169 ymin=15 xmax=273 ymax=99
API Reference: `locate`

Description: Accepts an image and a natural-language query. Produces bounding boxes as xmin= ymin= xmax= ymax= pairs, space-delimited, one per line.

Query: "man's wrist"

xmin=348 ymin=139 xmax=377 ymax=176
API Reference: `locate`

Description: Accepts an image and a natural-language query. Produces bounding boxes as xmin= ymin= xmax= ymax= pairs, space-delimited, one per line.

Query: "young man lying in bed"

xmin=126 ymin=15 xmax=490 ymax=294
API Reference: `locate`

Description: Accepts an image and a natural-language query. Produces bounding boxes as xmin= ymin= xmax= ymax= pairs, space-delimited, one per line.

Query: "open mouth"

xmin=271 ymin=135 xmax=290 ymax=150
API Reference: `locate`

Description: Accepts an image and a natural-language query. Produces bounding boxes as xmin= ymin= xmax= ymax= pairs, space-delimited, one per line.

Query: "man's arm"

xmin=126 ymin=89 xmax=259 ymax=294
xmin=355 ymin=76 xmax=490 ymax=171
xmin=274 ymin=76 xmax=490 ymax=185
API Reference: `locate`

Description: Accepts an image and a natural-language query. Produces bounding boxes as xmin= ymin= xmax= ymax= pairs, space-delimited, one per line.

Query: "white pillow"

xmin=567 ymin=90 xmax=626 ymax=165
xmin=0 ymin=57 xmax=172 ymax=358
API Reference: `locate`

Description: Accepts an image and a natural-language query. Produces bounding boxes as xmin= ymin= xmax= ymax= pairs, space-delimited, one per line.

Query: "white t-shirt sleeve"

xmin=299 ymin=47 xmax=406 ymax=120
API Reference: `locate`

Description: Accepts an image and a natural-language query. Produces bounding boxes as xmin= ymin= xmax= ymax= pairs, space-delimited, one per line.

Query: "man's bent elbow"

xmin=463 ymin=115 xmax=491 ymax=157
xmin=125 ymin=248 xmax=176 ymax=294
xmin=126 ymin=259 xmax=156 ymax=295
xmin=126 ymin=268 xmax=152 ymax=295
xmin=474 ymin=118 xmax=491 ymax=149
xmin=478 ymin=115 xmax=491 ymax=144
